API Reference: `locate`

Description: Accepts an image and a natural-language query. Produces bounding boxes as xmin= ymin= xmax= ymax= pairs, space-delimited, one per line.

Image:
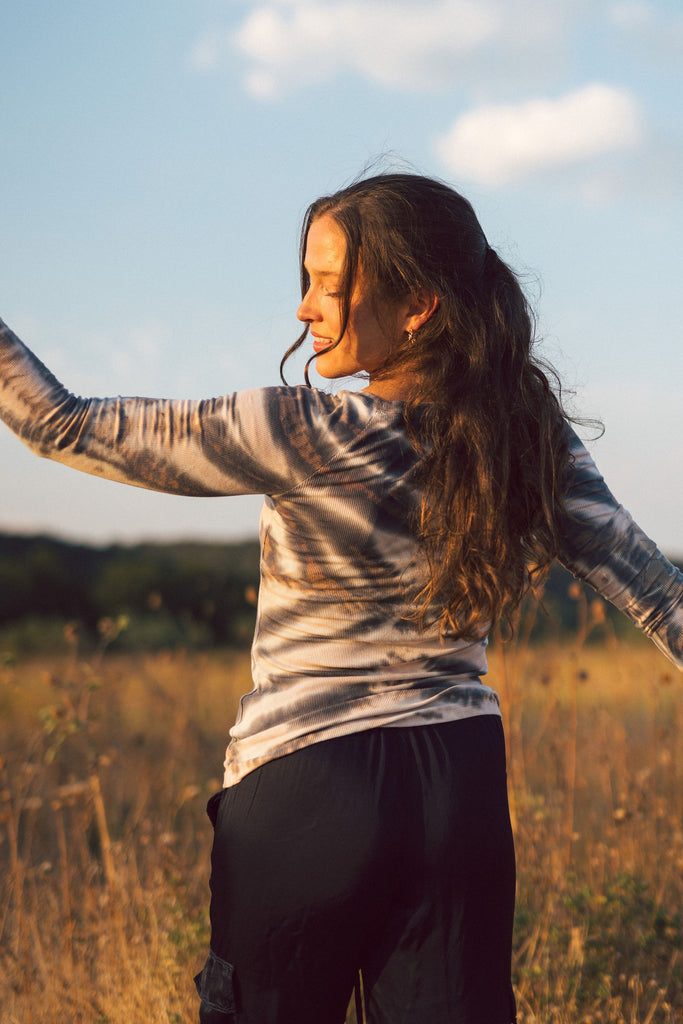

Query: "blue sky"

xmin=1 ymin=0 xmax=681 ymax=556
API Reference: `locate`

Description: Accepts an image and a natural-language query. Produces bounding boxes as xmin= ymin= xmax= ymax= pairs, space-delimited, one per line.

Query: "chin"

xmin=315 ymin=353 xmax=360 ymax=380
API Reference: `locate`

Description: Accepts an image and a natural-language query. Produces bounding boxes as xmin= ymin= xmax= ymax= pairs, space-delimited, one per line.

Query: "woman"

xmin=1 ymin=173 xmax=681 ymax=1024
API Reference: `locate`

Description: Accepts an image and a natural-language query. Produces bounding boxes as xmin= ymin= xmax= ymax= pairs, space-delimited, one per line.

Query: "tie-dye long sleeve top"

xmin=2 ymin=318 xmax=682 ymax=785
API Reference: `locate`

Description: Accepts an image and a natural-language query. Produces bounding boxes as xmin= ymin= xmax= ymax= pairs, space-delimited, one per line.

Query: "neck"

xmin=364 ymin=373 xmax=412 ymax=401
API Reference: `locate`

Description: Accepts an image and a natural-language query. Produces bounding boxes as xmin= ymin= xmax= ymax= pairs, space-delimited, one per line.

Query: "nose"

xmin=297 ymin=287 xmax=317 ymax=324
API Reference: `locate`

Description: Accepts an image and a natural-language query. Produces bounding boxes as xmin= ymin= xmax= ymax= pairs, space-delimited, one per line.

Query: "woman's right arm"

xmin=0 ymin=318 xmax=295 ymax=497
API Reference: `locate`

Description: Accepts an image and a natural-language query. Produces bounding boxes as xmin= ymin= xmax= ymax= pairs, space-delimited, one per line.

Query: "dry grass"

xmin=0 ymin=621 xmax=681 ymax=1023
xmin=494 ymin=635 xmax=683 ymax=1024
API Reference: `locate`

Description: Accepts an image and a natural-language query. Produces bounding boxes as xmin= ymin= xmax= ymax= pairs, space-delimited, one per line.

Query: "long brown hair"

xmin=282 ymin=173 xmax=574 ymax=640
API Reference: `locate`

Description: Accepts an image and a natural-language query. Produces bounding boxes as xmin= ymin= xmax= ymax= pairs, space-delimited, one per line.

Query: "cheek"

xmin=348 ymin=299 xmax=377 ymax=337
xmin=351 ymin=303 xmax=392 ymax=356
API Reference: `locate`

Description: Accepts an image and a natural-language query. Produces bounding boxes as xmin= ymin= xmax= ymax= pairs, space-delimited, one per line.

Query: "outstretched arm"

xmin=557 ymin=424 xmax=683 ymax=670
xmin=0 ymin=318 xmax=290 ymax=497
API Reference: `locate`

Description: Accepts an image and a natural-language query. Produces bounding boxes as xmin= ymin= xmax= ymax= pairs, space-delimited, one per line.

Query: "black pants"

xmin=195 ymin=715 xmax=516 ymax=1023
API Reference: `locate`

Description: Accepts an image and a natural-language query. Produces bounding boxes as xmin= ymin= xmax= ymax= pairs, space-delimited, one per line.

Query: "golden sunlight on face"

xmin=296 ymin=214 xmax=410 ymax=391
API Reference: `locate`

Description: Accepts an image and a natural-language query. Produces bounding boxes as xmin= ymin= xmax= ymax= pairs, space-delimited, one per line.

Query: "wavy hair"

xmin=282 ymin=173 xmax=575 ymax=640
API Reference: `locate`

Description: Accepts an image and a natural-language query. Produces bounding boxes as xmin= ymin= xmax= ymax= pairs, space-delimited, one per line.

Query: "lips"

xmin=312 ymin=335 xmax=335 ymax=353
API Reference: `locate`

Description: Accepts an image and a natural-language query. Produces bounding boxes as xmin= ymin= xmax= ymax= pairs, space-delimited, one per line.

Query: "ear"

xmin=403 ymin=289 xmax=439 ymax=334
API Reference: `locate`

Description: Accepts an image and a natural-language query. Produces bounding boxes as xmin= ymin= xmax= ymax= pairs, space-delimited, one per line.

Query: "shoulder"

xmin=225 ymin=387 xmax=407 ymax=488
xmin=230 ymin=386 xmax=399 ymax=437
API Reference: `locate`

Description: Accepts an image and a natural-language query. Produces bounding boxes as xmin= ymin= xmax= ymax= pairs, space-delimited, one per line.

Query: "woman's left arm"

xmin=557 ymin=424 xmax=683 ymax=670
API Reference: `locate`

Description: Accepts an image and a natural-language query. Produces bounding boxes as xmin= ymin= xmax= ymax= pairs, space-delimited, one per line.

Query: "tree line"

xmin=0 ymin=533 xmax=260 ymax=652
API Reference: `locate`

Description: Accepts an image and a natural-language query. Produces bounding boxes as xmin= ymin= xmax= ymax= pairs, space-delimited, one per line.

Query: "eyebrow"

xmin=303 ymin=266 xmax=340 ymax=278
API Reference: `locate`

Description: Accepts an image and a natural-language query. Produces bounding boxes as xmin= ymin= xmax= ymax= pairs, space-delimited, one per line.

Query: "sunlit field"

xmin=1 ymin=616 xmax=681 ymax=1023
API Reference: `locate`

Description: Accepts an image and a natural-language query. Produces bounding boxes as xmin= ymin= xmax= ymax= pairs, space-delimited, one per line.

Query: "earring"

xmin=407 ymin=328 xmax=416 ymax=345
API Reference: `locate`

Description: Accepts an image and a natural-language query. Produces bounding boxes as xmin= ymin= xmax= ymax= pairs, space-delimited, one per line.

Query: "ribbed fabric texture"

xmin=2 ymin=317 xmax=682 ymax=785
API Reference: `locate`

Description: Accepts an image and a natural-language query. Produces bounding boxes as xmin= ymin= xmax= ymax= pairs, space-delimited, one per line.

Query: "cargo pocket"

xmin=194 ymin=948 xmax=237 ymax=1021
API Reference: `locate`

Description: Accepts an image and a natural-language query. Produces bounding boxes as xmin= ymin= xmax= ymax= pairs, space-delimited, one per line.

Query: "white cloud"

xmin=435 ymin=84 xmax=644 ymax=186
xmin=233 ymin=0 xmax=500 ymax=96
xmin=188 ymin=0 xmax=578 ymax=97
